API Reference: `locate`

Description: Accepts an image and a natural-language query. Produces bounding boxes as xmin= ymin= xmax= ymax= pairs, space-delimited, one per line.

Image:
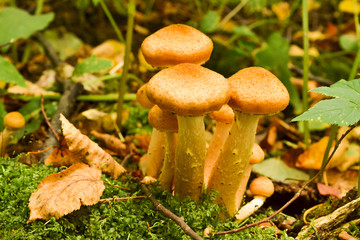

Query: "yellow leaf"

xmin=339 ymin=0 xmax=360 ymax=13
xmin=28 ymin=163 xmax=105 ymax=222
xmin=60 ymin=114 xmax=126 ymax=178
xmin=289 ymin=44 xmax=319 ymax=57
xmin=272 ymin=2 xmax=290 ymax=20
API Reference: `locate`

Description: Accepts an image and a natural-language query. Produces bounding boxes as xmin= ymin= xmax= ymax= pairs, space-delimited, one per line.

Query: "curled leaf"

xmin=60 ymin=114 xmax=126 ymax=178
xmin=28 ymin=163 xmax=104 ymax=222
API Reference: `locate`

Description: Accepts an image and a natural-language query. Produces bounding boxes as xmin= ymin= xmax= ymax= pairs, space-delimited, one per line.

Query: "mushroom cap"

xmin=136 ymin=84 xmax=155 ymax=109
xmin=141 ymin=24 xmax=213 ymax=67
xmin=249 ymin=176 xmax=274 ymax=197
xmin=146 ymin=63 xmax=230 ymax=116
xmin=148 ymin=105 xmax=178 ymax=132
xmin=250 ymin=143 xmax=265 ymax=165
xmin=4 ymin=112 xmax=25 ymax=130
xmin=228 ymin=67 xmax=290 ymax=114
xmin=209 ymin=104 xmax=234 ymax=124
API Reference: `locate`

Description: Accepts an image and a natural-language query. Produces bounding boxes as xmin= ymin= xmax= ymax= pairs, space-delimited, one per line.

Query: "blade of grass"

xmin=99 ymin=0 xmax=125 ymax=43
xmin=302 ymin=0 xmax=310 ymax=148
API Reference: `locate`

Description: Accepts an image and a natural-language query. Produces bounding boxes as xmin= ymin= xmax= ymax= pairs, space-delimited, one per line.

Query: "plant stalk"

xmin=116 ymin=0 xmax=135 ymax=130
xmin=99 ymin=0 xmax=125 ymax=43
xmin=302 ymin=0 xmax=310 ymax=148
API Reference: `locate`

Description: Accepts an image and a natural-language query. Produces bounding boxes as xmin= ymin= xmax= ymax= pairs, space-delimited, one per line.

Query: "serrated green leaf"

xmin=200 ymin=11 xmax=220 ymax=33
xmin=310 ymin=79 xmax=360 ymax=105
xmin=0 ymin=56 xmax=27 ymax=87
xmin=252 ymin=158 xmax=309 ymax=183
xmin=293 ymin=99 xmax=360 ymax=126
xmin=72 ymin=55 xmax=114 ymax=76
xmin=0 ymin=7 xmax=54 ymax=45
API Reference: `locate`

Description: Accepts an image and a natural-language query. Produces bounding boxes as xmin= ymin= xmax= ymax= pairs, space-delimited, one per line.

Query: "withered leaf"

xmin=45 ymin=137 xmax=82 ymax=167
xmin=60 ymin=114 xmax=126 ymax=179
xmin=28 ymin=163 xmax=105 ymax=222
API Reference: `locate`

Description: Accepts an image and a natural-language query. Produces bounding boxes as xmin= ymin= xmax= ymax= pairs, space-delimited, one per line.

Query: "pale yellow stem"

xmin=174 ymin=115 xmax=206 ymax=201
xmin=0 ymin=128 xmax=15 ymax=157
xmin=207 ymin=112 xmax=259 ymax=217
xmin=159 ymin=132 xmax=177 ymax=191
xmin=204 ymin=122 xmax=232 ymax=187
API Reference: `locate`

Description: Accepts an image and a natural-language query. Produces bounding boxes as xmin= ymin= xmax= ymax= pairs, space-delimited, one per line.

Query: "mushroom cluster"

xmin=138 ymin=24 xmax=290 ymax=217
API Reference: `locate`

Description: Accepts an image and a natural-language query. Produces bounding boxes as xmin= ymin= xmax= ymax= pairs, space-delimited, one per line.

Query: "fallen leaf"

xmin=339 ymin=0 xmax=360 ymax=13
xmin=60 ymin=114 xmax=126 ymax=179
xmin=91 ymin=130 xmax=127 ymax=156
xmin=272 ymin=2 xmax=290 ymax=20
xmin=296 ymin=136 xmax=349 ymax=170
xmin=45 ymin=138 xmax=82 ymax=167
xmin=337 ymin=143 xmax=360 ymax=171
xmin=36 ymin=69 xmax=56 ymax=89
xmin=317 ymin=182 xmax=342 ymax=199
xmin=7 ymin=80 xmax=59 ymax=96
xmin=28 ymin=163 xmax=105 ymax=222
xmin=326 ymin=168 xmax=358 ymax=197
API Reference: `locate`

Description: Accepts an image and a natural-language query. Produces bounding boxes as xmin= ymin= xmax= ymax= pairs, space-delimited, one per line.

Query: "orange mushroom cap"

xmin=250 ymin=143 xmax=265 ymax=165
xmin=141 ymin=24 xmax=213 ymax=67
xmin=249 ymin=176 xmax=274 ymax=198
xmin=136 ymin=84 xmax=155 ymax=109
xmin=146 ymin=63 xmax=230 ymax=116
xmin=209 ymin=104 xmax=234 ymax=124
xmin=228 ymin=67 xmax=290 ymax=115
xmin=4 ymin=112 xmax=25 ymax=130
xmin=148 ymin=105 xmax=178 ymax=133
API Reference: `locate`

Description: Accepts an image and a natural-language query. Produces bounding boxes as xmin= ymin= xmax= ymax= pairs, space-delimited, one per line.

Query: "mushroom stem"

xmin=174 ymin=115 xmax=206 ymax=201
xmin=0 ymin=128 xmax=16 ymax=156
xmin=235 ymin=164 xmax=252 ymax=210
xmin=204 ymin=121 xmax=232 ymax=187
xmin=139 ymin=128 xmax=166 ymax=177
xmin=207 ymin=111 xmax=259 ymax=216
xmin=234 ymin=196 xmax=267 ymax=222
xmin=159 ymin=132 xmax=177 ymax=191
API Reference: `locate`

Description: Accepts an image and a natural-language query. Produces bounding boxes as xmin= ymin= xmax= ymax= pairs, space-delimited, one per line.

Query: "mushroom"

xmin=146 ymin=63 xmax=230 ymax=201
xmin=0 ymin=112 xmax=25 ymax=156
xmin=235 ymin=176 xmax=274 ymax=222
xmin=235 ymin=143 xmax=265 ymax=210
xmin=204 ymin=104 xmax=234 ymax=187
xmin=141 ymin=24 xmax=213 ymax=67
xmin=148 ymin=105 xmax=178 ymax=191
xmin=137 ymin=84 xmax=166 ymax=177
xmin=207 ymin=67 xmax=289 ymax=216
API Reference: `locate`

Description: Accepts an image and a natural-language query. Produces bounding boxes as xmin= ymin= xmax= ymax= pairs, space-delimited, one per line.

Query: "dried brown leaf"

xmin=91 ymin=130 xmax=127 ymax=156
xmin=28 ymin=163 xmax=104 ymax=222
xmin=45 ymin=138 xmax=82 ymax=167
xmin=60 ymin=114 xmax=126 ymax=179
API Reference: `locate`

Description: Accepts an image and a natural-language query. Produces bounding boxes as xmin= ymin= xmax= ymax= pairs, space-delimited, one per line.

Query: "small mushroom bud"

xmin=235 ymin=176 xmax=274 ymax=222
xmin=0 ymin=112 xmax=25 ymax=156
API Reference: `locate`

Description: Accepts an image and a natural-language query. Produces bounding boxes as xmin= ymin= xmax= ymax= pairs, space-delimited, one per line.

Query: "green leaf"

xmin=0 ymin=7 xmax=54 ymax=45
xmin=310 ymin=79 xmax=360 ymax=106
xmin=200 ymin=11 xmax=220 ymax=33
xmin=73 ymin=55 xmax=114 ymax=77
xmin=43 ymin=30 xmax=83 ymax=60
xmin=252 ymin=158 xmax=309 ymax=183
xmin=292 ymin=99 xmax=360 ymax=126
xmin=0 ymin=56 xmax=26 ymax=87
xmin=233 ymin=26 xmax=258 ymax=40
xmin=254 ymin=32 xmax=301 ymax=113
xmin=339 ymin=34 xmax=358 ymax=52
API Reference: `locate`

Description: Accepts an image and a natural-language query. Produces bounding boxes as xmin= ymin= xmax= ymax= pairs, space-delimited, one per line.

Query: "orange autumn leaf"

xmin=45 ymin=138 xmax=82 ymax=167
xmin=91 ymin=130 xmax=127 ymax=156
xmin=28 ymin=163 xmax=105 ymax=222
xmin=60 ymin=114 xmax=126 ymax=179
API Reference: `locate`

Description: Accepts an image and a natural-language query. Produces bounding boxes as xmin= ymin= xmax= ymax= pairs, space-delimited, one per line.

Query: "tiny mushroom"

xmin=235 ymin=143 xmax=265 ymax=210
xmin=146 ymin=63 xmax=230 ymax=201
xmin=141 ymin=24 xmax=213 ymax=67
xmin=207 ymin=67 xmax=289 ymax=216
xmin=0 ymin=112 xmax=25 ymax=156
xmin=148 ymin=105 xmax=178 ymax=191
xmin=204 ymin=104 xmax=234 ymax=187
xmin=235 ymin=176 xmax=274 ymax=222
xmin=136 ymin=84 xmax=166 ymax=178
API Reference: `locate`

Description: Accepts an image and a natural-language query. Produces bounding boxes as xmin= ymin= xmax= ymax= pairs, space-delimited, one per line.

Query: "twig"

xmin=141 ymin=184 xmax=203 ymax=240
xmin=40 ymin=98 xmax=60 ymax=142
xmin=289 ymin=64 xmax=333 ymax=86
xmin=104 ymin=181 xmax=132 ymax=191
xmin=121 ymin=146 xmax=133 ymax=166
xmin=218 ymin=0 xmax=249 ymax=28
xmin=99 ymin=196 xmax=145 ymax=203
xmin=214 ymin=125 xmax=356 ymax=236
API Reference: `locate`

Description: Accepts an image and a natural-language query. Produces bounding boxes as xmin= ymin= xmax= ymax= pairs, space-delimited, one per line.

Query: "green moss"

xmin=0 ymin=156 xmax=294 ymax=239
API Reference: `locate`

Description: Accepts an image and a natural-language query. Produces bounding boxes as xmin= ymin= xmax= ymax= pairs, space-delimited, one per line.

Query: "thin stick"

xmin=219 ymin=0 xmax=249 ymax=28
xmin=40 ymin=98 xmax=60 ymax=142
xmin=99 ymin=196 xmax=145 ymax=203
xmin=289 ymin=64 xmax=333 ymax=86
xmin=141 ymin=184 xmax=203 ymax=240
xmin=104 ymin=181 xmax=132 ymax=191
xmin=214 ymin=126 xmax=355 ymax=236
